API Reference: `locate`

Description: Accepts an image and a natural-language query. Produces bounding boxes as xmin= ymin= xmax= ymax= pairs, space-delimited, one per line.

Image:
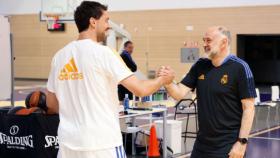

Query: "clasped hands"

xmin=156 ymin=66 xmax=175 ymax=85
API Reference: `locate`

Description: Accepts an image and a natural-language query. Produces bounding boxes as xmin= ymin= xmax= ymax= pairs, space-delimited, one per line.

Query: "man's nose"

xmin=107 ymin=26 xmax=112 ymax=31
xmin=203 ymin=42 xmax=207 ymax=47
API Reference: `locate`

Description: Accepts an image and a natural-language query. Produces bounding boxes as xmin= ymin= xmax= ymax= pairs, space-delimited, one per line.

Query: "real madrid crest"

xmin=221 ymin=74 xmax=228 ymax=84
xmin=198 ymin=74 xmax=205 ymax=80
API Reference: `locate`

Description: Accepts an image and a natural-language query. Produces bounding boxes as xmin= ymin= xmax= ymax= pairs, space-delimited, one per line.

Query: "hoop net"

xmin=44 ymin=13 xmax=64 ymax=30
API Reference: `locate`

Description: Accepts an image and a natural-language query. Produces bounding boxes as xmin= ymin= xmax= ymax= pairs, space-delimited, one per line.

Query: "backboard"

xmin=40 ymin=0 xmax=131 ymax=53
xmin=40 ymin=0 xmax=85 ymax=21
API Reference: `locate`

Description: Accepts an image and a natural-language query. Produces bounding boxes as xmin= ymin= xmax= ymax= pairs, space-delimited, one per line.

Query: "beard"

xmin=204 ymin=46 xmax=219 ymax=59
xmin=96 ymin=26 xmax=110 ymax=43
xmin=208 ymin=50 xmax=218 ymax=59
xmin=97 ymin=31 xmax=107 ymax=43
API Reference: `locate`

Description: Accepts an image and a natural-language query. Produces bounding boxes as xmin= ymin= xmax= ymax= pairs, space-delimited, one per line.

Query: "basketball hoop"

xmin=44 ymin=13 xmax=65 ymax=31
xmin=45 ymin=14 xmax=60 ymax=30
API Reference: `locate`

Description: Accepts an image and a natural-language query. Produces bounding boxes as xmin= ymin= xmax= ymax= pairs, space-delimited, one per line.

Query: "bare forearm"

xmin=121 ymin=73 xmax=174 ymax=97
xmin=165 ymin=83 xmax=189 ymax=101
xmin=136 ymin=78 xmax=163 ymax=97
xmin=239 ymin=104 xmax=255 ymax=138
xmin=165 ymin=83 xmax=183 ymax=100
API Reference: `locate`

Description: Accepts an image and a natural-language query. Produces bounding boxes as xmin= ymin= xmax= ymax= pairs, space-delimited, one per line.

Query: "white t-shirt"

xmin=47 ymin=39 xmax=133 ymax=151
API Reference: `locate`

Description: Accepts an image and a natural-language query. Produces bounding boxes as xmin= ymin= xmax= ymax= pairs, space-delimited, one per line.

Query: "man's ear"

xmin=221 ymin=38 xmax=228 ymax=48
xmin=224 ymin=38 xmax=229 ymax=45
xmin=89 ymin=17 xmax=96 ymax=29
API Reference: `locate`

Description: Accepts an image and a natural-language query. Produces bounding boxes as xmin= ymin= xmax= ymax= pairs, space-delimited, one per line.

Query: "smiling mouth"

xmin=204 ymin=47 xmax=210 ymax=52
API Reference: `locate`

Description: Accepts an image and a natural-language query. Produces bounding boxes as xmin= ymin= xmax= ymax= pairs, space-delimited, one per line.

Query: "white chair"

xmin=271 ymin=85 xmax=280 ymax=102
xmin=255 ymin=88 xmax=261 ymax=105
xmin=121 ymin=119 xmax=142 ymax=155
xmin=257 ymin=87 xmax=277 ymax=107
xmin=122 ymin=126 xmax=142 ymax=149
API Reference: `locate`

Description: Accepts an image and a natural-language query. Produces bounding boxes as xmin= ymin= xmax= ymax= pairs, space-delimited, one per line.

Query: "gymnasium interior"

xmin=1 ymin=0 xmax=280 ymax=158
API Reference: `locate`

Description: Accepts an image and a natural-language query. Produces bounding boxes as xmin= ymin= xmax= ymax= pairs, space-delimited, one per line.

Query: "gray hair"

xmin=218 ymin=26 xmax=231 ymax=45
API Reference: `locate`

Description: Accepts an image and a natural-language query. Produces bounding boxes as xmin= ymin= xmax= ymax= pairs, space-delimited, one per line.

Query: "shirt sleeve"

xmin=237 ymin=63 xmax=257 ymax=99
xmin=180 ymin=60 xmax=200 ymax=89
xmin=47 ymin=57 xmax=56 ymax=93
xmin=104 ymin=48 xmax=133 ymax=83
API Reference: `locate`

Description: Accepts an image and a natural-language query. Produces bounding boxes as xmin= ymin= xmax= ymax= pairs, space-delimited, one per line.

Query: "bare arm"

xmin=156 ymin=66 xmax=192 ymax=101
xmin=229 ymin=98 xmax=255 ymax=158
xmin=239 ymin=98 xmax=255 ymax=138
xmin=164 ymin=83 xmax=192 ymax=101
xmin=120 ymin=73 xmax=174 ymax=97
xmin=46 ymin=91 xmax=59 ymax=114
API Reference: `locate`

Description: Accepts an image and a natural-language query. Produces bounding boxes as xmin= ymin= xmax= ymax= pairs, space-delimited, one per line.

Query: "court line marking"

xmin=251 ymin=137 xmax=280 ymax=141
xmin=138 ymin=110 xmax=279 ymax=157
xmin=250 ymin=125 xmax=280 ymax=137
xmin=15 ymin=85 xmax=46 ymax=90
xmin=178 ymin=126 xmax=280 ymax=158
xmin=176 ymin=153 xmax=191 ymax=158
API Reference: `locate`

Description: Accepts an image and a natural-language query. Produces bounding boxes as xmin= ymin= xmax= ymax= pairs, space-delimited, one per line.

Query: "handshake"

xmin=156 ymin=66 xmax=175 ymax=86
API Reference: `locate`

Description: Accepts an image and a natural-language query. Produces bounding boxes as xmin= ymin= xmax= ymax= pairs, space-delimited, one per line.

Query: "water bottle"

xmin=159 ymin=87 xmax=164 ymax=100
xmin=123 ymin=94 xmax=130 ymax=111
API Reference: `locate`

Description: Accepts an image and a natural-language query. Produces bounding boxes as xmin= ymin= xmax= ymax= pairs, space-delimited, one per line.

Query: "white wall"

xmin=106 ymin=0 xmax=280 ymax=11
xmin=1 ymin=0 xmax=280 ymax=15
xmin=0 ymin=0 xmax=41 ymax=15
xmin=0 ymin=16 xmax=11 ymax=100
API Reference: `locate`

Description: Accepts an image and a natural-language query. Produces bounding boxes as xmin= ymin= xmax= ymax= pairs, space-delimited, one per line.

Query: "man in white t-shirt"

xmin=46 ymin=1 xmax=174 ymax=158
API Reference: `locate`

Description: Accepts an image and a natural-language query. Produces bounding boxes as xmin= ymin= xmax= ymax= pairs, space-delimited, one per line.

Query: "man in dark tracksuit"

xmin=118 ymin=41 xmax=137 ymax=101
xmin=159 ymin=26 xmax=256 ymax=158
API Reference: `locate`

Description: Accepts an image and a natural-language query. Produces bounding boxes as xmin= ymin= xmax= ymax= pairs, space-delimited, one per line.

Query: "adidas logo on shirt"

xmin=58 ymin=58 xmax=83 ymax=81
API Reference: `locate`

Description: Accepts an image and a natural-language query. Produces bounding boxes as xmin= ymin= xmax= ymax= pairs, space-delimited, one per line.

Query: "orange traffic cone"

xmin=148 ymin=124 xmax=160 ymax=158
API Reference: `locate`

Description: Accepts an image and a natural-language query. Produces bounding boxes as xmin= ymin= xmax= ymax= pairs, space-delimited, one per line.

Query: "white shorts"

xmin=57 ymin=145 xmax=127 ymax=158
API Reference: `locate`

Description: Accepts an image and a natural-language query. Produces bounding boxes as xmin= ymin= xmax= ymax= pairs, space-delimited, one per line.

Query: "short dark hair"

xmin=124 ymin=41 xmax=133 ymax=48
xmin=74 ymin=1 xmax=108 ymax=33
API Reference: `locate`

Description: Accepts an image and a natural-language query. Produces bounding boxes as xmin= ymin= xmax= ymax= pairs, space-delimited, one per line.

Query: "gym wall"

xmin=10 ymin=5 xmax=280 ymax=81
xmin=0 ymin=16 xmax=12 ymax=100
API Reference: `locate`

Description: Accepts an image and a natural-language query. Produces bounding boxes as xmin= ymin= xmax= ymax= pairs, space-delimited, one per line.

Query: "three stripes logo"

xmin=58 ymin=58 xmax=83 ymax=81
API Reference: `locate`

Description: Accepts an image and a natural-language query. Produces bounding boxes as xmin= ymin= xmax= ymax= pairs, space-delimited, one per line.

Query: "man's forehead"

xmin=204 ymin=28 xmax=220 ymax=38
xmin=101 ymin=10 xmax=109 ymax=18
